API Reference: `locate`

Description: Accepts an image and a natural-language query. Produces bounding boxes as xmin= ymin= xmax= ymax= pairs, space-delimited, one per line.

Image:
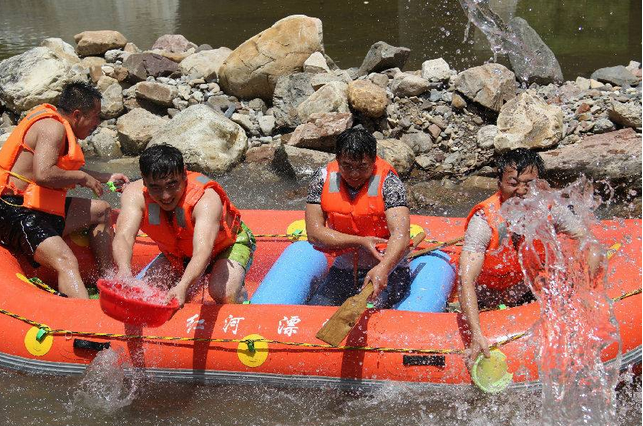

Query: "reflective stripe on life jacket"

xmin=0 ymin=104 xmax=85 ymax=217
xmin=140 ymin=171 xmax=241 ymax=268
xmin=320 ymin=157 xmax=395 ymax=240
xmin=464 ymin=191 xmax=524 ymax=291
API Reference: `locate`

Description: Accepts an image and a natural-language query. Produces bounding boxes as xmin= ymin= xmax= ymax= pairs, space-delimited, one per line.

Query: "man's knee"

xmin=92 ymin=200 xmax=112 ymax=225
xmin=35 ymin=239 xmax=79 ymax=272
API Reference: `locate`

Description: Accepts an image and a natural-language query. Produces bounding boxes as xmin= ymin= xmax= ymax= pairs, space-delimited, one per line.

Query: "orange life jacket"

xmin=320 ymin=157 xmax=395 ymax=239
xmin=464 ymin=191 xmax=524 ymax=291
xmin=0 ymin=104 xmax=85 ymax=217
xmin=140 ymin=171 xmax=241 ymax=269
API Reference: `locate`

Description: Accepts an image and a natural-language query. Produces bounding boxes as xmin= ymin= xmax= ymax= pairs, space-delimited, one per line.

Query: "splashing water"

xmin=501 ymin=178 xmax=621 ymax=425
xmin=66 ymin=348 xmax=140 ymax=414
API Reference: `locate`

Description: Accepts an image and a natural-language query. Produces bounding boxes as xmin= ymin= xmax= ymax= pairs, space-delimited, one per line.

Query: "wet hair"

xmin=496 ymin=148 xmax=545 ymax=180
xmin=57 ymin=81 xmax=102 ymax=114
xmin=139 ymin=144 xmax=185 ymax=180
xmin=335 ymin=125 xmax=377 ymax=161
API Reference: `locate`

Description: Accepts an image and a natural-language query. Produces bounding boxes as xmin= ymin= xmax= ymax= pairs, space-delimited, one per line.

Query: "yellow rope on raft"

xmin=0 ymin=288 xmax=639 ymax=355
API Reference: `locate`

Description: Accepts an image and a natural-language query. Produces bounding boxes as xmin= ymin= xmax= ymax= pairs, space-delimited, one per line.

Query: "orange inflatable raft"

xmin=0 ymin=210 xmax=640 ymax=389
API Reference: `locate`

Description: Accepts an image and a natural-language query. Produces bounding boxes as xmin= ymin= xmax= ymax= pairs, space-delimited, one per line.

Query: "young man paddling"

xmin=0 ymin=81 xmax=129 ymax=298
xmin=459 ymin=148 xmax=603 ymax=370
xmin=305 ymin=126 xmax=411 ymax=308
xmin=113 ymin=144 xmax=255 ymax=307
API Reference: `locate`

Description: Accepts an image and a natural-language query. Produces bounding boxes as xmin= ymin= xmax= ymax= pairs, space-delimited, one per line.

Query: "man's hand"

xmin=364 ymin=263 xmax=389 ymax=299
xmin=360 ymin=236 xmax=387 ymax=261
xmin=115 ymin=268 xmax=133 ymax=281
xmin=82 ymin=172 xmax=104 ymax=197
xmin=107 ymin=173 xmax=130 ymax=192
xmin=466 ymin=332 xmax=491 ymax=371
xmin=167 ymin=285 xmax=187 ymax=308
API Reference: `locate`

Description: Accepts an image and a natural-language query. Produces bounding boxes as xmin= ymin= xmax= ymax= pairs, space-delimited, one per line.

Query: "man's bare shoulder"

xmin=121 ymin=180 xmax=145 ymax=206
xmin=27 ymin=118 xmax=65 ymax=140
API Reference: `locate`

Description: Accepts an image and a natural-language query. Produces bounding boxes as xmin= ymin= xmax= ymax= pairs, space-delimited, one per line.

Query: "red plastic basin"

xmin=97 ymin=279 xmax=179 ymax=328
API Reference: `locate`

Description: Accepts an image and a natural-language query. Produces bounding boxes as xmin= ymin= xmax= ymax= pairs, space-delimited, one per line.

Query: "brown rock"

xmin=347 ymin=80 xmax=388 ymax=118
xmin=74 ymin=30 xmax=127 ymax=57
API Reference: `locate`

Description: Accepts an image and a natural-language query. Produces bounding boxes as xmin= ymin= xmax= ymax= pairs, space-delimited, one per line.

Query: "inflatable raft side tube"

xmin=395 ymin=250 xmax=455 ymax=312
xmin=251 ymin=241 xmax=327 ymax=305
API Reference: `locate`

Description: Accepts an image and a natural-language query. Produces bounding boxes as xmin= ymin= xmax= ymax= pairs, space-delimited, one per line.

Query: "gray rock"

xmin=400 ymin=131 xmax=433 ymax=155
xmin=231 ymin=112 xmax=260 ymax=136
xmin=288 ymin=112 xmax=353 ymax=152
xmin=283 ymin=144 xmax=334 ymax=178
xmin=179 ymin=47 xmax=232 ymax=82
xmin=258 ymin=115 xmax=276 ymax=135
xmin=506 ymin=17 xmax=564 ymax=84
xmin=151 ymin=34 xmax=197 ymax=53
xmin=421 ymin=58 xmax=453 ymax=82
xmin=148 ymin=104 xmax=247 ymax=174
xmin=593 ymin=117 xmax=616 ymax=134
xmin=476 ymin=125 xmax=498 ymax=149
xmin=608 ymin=101 xmax=642 ymax=128
xmin=591 ymin=66 xmax=639 ymax=87
xmin=117 ymin=108 xmax=167 ymax=155
xmin=390 ymin=73 xmax=430 ymax=97
xmin=90 ymin=127 xmax=122 ymax=158
xmin=40 ymin=38 xmax=80 ymax=64
xmin=303 ymin=52 xmax=330 ymax=74
xmin=272 ymin=72 xmax=316 ymax=129
xmin=99 ymin=82 xmax=125 ymax=119
xmin=453 ymin=63 xmax=517 ymax=112
xmin=358 ymin=41 xmax=411 ymax=77
xmin=296 ymin=81 xmax=349 ymax=123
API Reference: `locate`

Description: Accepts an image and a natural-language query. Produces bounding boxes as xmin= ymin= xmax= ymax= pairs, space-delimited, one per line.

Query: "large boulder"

xmin=347 ymin=80 xmax=388 ymax=118
xmin=147 ymin=104 xmax=247 ymax=174
xmin=377 ymin=139 xmax=415 ymax=176
xmin=494 ymin=91 xmax=563 ymax=151
xmin=0 ymin=47 xmax=87 ymax=113
xmin=272 ymin=72 xmax=316 ymax=129
xmin=117 ymin=108 xmax=167 ymax=155
xmin=151 ymin=35 xmax=197 ymax=53
xmin=358 ymin=41 xmax=410 ymax=77
xmin=453 ymin=63 xmax=517 ymax=112
xmin=541 ymin=129 xmax=642 ymax=189
xmin=74 ymin=30 xmax=127 ymax=57
xmin=179 ymin=48 xmax=232 ymax=81
xmin=590 ymin=66 xmax=640 ymax=87
xmin=219 ymin=15 xmax=324 ymax=101
xmin=296 ymin=81 xmax=349 ymax=123
xmin=506 ymin=17 xmax=563 ymax=84
xmin=40 ymin=38 xmax=81 ymax=65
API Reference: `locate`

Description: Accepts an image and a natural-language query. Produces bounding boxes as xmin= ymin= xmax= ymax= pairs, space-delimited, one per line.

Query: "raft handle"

xmin=403 ymin=355 xmax=445 ymax=368
xmin=73 ymin=339 xmax=111 ymax=352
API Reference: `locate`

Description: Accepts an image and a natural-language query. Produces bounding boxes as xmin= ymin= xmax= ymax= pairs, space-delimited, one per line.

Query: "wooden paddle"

xmin=316 ymin=231 xmax=429 ymax=346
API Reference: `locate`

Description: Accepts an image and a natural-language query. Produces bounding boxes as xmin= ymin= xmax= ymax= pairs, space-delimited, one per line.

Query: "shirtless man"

xmin=0 ymin=81 xmax=129 ymax=298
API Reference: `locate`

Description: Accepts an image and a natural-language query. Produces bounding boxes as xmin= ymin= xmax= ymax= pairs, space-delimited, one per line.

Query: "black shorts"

xmin=0 ymin=195 xmax=71 ymax=267
xmin=308 ymin=266 xmax=411 ymax=309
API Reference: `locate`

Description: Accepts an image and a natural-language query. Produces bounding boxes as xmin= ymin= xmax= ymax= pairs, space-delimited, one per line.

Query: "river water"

xmin=0 ymin=0 xmax=641 ymax=424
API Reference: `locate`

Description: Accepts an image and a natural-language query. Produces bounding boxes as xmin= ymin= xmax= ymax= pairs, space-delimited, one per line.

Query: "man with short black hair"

xmin=0 ymin=81 xmax=129 ymax=298
xmin=113 ymin=144 xmax=255 ymax=307
xmin=459 ymin=148 xmax=602 ymax=369
xmin=305 ymin=126 xmax=411 ymax=308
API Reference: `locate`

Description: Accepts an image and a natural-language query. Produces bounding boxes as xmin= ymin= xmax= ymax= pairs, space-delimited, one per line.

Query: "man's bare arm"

xmin=113 ymin=181 xmax=145 ymax=278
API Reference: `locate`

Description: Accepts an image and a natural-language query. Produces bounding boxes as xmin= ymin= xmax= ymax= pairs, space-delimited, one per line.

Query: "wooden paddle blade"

xmin=316 ymin=282 xmax=374 ymax=346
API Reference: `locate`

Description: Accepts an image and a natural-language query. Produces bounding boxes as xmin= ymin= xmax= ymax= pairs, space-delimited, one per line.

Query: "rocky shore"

xmin=0 ymin=15 xmax=640 ymax=216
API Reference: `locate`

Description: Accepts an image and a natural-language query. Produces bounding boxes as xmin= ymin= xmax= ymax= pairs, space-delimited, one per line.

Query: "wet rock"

xmin=462 ymin=175 xmax=496 ymax=191
xmin=151 ymin=34 xmax=197 ymax=53
xmin=453 ymin=63 xmax=517 ymax=112
xmin=590 ymin=65 xmax=640 ymax=87
xmin=284 ymin=144 xmax=334 ymax=178
xmin=506 ymin=17 xmax=563 ymax=84
xmin=377 ymin=138 xmax=415 ymax=176
xmin=541 ymin=128 xmax=642 ymax=190
xmin=123 ymin=53 xmax=180 ymax=82
xmin=90 ymin=127 xmax=121 ymax=158
xmin=135 ymin=81 xmax=178 ymax=107
xmin=288 ymin=112 xmax=352 ymax=151
xmin=245 ymin=144 xmax=296 ymax=179
xmin=0 ymin=46 xmax=87 ymax=113
xmin=608 ymin=101 xmax=642 ymax=129
xmin=494 ymin=91 xmax=563 ymax=151
xmin=357 ymin=41 xmax=410 ymax=77
xmin=390 ymin=73 xmax=430 ymax=97
xmin=421 ymin=58 xmax=453 ymax=83
xmin=272 ymin=72 xmax=316 ymax=129
xmin=219 ymin=15 xmax=324 ymax=101
xmin=74 ymin=30 xmax=127 ymax=57
xmin=400 ymin=131 xmax=433 ymax=155
xmin=116 ymin=107 xmax=167 ymax=155
xmin=148 ymin=104 xmax=247 ymax=174
xmin=303 ymin=52 xmax=330 ymax=74
xmin=296 ymin=81 xmax=349 ymax=123
xmin=347 ymin=80 xmax=388 ymax=118
xmin=179 ymin=47 xmax=232 ymax=82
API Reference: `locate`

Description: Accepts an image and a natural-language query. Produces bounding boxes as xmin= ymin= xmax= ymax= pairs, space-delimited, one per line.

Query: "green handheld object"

xmin=106 ymin=182 xmax=117 ymax=192
xmin=470 ymin=349 xmax=513 ymax=393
